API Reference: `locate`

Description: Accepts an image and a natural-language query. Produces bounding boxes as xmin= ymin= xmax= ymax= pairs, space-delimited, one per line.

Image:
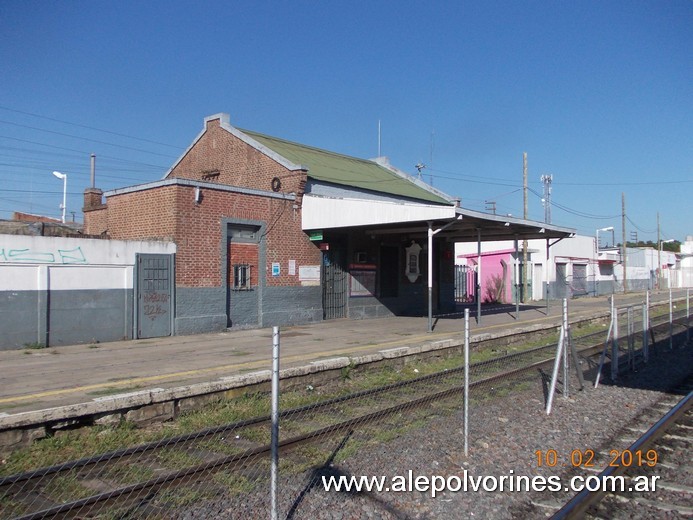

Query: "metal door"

xmin=322 ymin=248 xmax=347 ymax=319
xmin=572 ymin=264 xmax=588 ymax=296
xmin=137 ymin=254 xmax=173 ymax=338
xmin=555 ymin=263 xmax=568 ymax=299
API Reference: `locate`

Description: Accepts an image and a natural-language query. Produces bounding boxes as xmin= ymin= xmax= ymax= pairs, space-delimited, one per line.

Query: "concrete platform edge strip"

xmin=0 ymin=311 xmax=609 ymax=433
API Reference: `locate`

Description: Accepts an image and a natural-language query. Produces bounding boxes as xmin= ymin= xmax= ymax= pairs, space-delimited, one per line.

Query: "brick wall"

xmin=168 ymin=116 xmax=307 ymax=204
xmin=80 ymin=115 xmax=325 ymax=332
xmin=83 ymin=207 xmax=108 ymax=235
xmin=85 ymin=116 xmax=322 ymax=289
xmin=162 ymin=116 xmax=320 ymax=288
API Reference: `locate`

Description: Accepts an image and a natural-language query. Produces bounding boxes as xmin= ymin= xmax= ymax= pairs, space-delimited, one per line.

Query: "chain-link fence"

xmin=1 ymin=291 xmax=690 ymax=519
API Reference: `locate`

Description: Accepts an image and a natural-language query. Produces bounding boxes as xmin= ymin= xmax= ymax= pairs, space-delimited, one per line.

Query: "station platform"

xmin=0 ymin=291 xmax=681 ymax=424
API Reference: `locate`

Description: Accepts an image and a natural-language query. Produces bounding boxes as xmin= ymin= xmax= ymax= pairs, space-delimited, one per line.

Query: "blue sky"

xmin=1 ymin=1 xmax=691 ymax=242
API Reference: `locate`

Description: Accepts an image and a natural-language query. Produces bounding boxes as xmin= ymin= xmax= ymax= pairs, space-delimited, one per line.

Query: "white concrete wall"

xmin=0 ymin=235 xmax=176 ymax=348
xmin=0 ymin=235 xmax=176 ymax=291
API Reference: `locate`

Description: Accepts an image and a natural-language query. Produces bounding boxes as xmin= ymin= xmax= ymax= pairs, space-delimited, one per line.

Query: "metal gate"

xmin=136 ymin=254 xmax=173 ymax=338
xmin=454 ymin=265 xmax=477 ymax=303
xmin=322 ymin=248 xmax=347 ymax=319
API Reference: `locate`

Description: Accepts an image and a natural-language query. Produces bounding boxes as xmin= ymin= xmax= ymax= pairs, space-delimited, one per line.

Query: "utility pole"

xmin=622 ymin=193 xmax=627 ymax=293
xmin=485 ymin=201 xmax=496 ymax=214
xmin=522 ymin=153 xmax=528 ymax=303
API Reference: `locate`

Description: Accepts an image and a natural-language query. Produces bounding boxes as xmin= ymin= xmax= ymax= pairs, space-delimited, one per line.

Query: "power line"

xmin=528 ymin=187 xmax=620 ymax=220
xmin=626 ymin=215 xmax=657 ymax=234
xmin=427 ymin=166 xmax=529 ymax=184
xmin=552 ymin=178 xmax=693 ymax=186
xmin=0 ymin=135 xmax=171 ymax=169
xmin=0 ymin=120 xmax=176 ymax=159
xmin=0 ymin=105 xmax=184 ymax=150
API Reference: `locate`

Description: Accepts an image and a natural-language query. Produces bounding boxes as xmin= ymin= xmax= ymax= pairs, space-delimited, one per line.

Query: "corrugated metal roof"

xmin=239 ymin=129 xmax=451 ymax=205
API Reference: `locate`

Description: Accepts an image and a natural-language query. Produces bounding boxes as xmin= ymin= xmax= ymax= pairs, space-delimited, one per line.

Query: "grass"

xmin=1 ymin=327 xmax=571 ymax=478
xmin=102 ymin=461 xmax=155 ymax=485
xmin=23 ymin=342 xmax=47 ymax=349
xmin=42 ymin=470 xmax=94 ymax=502
xmin=155 ymin=448 xmax=203 ymax=469
xmin=0 ymin=495 xmax=28 ymax=518
xmin=212 ymin=471 xmax=257 ymax=495
xmin=155 ymin=487 xmax=214 ymax=508
xmin=0 ymin=422 xmax=155 ymax=476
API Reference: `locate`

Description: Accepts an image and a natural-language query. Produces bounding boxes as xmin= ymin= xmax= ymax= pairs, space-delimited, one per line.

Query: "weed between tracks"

xmin=0 ymin=334 xmax=568 ymax=478
xmin=0 ymin=332 xmax=615 ymax=520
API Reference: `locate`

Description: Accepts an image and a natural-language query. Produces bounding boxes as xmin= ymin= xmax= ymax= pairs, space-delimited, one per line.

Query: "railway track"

xmin=0 ymin=312 xmax=689 ymax=519
xmin=547 ymin=377 xmax=693 ymax=519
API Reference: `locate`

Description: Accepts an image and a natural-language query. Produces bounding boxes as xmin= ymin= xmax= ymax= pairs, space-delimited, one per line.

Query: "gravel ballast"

xmin=170 ymin=342 xmax=692 ymax=520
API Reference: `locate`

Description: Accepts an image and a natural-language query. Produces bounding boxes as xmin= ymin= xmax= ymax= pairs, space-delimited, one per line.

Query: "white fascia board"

xmin=302 ymin=194 xmax=456 ymax=230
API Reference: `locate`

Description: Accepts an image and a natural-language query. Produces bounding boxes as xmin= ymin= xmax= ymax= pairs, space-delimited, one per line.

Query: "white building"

xmin=454 ymin=234 xmax=682 ymax=303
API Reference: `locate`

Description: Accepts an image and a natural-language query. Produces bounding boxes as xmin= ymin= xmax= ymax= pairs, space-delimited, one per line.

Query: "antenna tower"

xmin=541 ymin=174 xmax=553 ymax=224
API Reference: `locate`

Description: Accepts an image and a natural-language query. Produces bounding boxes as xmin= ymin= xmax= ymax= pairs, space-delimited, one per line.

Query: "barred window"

xmin=233 ymin=264 xmax=252 ymax=290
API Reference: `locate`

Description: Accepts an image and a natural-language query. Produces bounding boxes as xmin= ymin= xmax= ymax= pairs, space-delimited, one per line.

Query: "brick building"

xmin=83 ymin=113 xmax=572 ymax=337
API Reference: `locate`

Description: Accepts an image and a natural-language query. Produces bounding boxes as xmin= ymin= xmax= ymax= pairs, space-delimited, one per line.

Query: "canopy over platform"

xmin=359 ymin=206 xmax=575 ymax=243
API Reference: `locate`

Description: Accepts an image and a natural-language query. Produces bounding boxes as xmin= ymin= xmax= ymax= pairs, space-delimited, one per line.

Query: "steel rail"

xmin=3 ymin=313 xmax=688 ymax=519
xmin=8 ymin=346 xmax=592 ymax=520
xmin=0 ymin=341 xmax=564 ymax=488
xmin=2 ymin=307 xmax=682 ymax=489
xmin=549 ymin=389 xmax=693 ymax=520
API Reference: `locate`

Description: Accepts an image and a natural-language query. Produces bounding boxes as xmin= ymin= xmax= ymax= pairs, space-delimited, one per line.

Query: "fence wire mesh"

xmin=1 ymin=294 xmax=690 ymax=519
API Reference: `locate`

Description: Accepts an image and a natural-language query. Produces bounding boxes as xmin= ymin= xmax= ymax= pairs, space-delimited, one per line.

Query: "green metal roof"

xmin=239 ymin=129 xmax=451 ymax=205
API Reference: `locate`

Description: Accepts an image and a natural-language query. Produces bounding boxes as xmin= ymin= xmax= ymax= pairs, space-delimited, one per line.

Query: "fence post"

xmin=669 ymin=287 xmax=673 ymax=350
xmin=271 ymin=326 xmax=280 ymax=520
xmin=546 ymin=324 xmax=565 ymax=415
xmin=686 ymin=289 xmax=691 ymax=343
xmin=642 ymin=302 xmax=649 ymax=363
xmin=562 ymin=298 xmax=569 ymax=399
xmin=627 ymin=307 xmax=634 ymax=371
xmin=595 ymin=297 xmax=614 ymax=389
xmin=464 ymin=308 xmax=470 ymax=457
xmin=611 ymin=298 xmax=619 ymax=381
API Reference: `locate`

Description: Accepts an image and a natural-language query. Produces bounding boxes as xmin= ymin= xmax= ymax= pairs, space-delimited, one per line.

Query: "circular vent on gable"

xmin=271 ymin=177 xmax=282 ymax=192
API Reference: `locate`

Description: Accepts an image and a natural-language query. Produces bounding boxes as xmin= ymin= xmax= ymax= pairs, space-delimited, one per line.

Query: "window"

xmin=228 ymin=225 xmax=259 ymax=242
xmin=233 ymin=264 xmax=252 ymax=290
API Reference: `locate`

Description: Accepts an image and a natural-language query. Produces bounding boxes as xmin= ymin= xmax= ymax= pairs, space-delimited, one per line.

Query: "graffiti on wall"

xmin=143 ymin=291 xmax=170 ymax=320
xmin=0 ymin=246 xmax=88 ymax=264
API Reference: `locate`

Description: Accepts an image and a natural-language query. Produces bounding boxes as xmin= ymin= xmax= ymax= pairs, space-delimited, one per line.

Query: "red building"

xmin=83 ymin=113 xmax=570 ymax=336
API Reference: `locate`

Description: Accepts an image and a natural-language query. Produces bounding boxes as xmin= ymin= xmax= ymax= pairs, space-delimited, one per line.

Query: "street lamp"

xmin=596 ymin=226 xmax=614 ymax=252
xmin=52 ymin=171 xmax=67 ymax=223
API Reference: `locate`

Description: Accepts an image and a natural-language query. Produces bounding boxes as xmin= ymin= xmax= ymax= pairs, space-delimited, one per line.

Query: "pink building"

xmin=457 ymin=249 xmax=517 ymax=304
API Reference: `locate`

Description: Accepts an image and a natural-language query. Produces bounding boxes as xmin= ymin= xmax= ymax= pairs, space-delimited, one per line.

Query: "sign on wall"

xmin=405 ymin=240 xmax=422 ymax=283
xmin=349 ymin=263 xmax=377 ymax=297
xmin=299 ymin=265 xmax=320 ymax=286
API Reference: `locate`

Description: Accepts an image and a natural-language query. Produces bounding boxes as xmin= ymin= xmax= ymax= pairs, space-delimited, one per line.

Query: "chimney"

xmin=83 ymin=154 xmax=105 ymax=212
xmin=83 ymin=187 xmax=104 ymax=211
